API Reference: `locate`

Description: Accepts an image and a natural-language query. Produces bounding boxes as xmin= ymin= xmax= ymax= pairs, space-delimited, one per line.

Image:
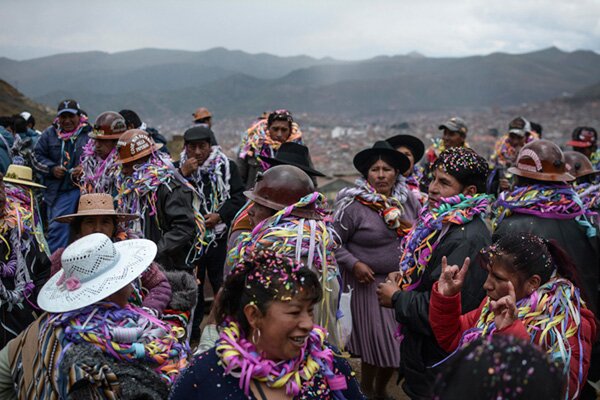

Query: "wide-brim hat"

xmin=353 ymin=141 xmax=410 ymax=175
xmin=385 ymin=134 xmax=425 ymax=163
xmin=54 ymin=193 xmax=138 ymax=223
xmin=3 ymin=165 xmax=46 ymax=189
xmin=38 ymin=233 xmax=157 ymax=313
xmin=260 ymin=142 xmax=325 ymax=177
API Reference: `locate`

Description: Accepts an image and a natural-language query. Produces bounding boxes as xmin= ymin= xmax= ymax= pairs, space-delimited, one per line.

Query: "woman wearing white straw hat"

xmin=0 ymin=233 xmax=189 ymax=399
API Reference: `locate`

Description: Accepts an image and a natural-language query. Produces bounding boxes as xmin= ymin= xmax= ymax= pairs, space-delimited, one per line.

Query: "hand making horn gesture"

xmin=490 ymin=281 xmax=518 ymax=331
xmin=438 ymin=256 xmax=470 ymax=297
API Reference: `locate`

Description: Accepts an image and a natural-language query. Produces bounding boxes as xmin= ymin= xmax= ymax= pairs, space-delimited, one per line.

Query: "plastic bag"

xmin=337 ymin=285 xmax=353 ymax=347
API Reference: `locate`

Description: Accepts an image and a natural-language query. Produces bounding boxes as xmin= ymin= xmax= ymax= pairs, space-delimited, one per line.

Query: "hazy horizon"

xmin=2 ymin=0 xmax=599 ymax=61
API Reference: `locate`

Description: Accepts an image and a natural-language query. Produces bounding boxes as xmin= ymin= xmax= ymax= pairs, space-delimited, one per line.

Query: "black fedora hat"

xmin=386 ymin=134 xmax=425 ymax=163
xmin=353 ymin=141 xmax=410 ymax=175
xmin=260 ymin=142 xmax=325 ymax=177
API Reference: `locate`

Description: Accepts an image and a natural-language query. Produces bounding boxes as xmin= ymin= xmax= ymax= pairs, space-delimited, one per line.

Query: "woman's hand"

xmin=437 ymin=256 xmax=470 ymax=297
xmin=376 ymin=280 xmax=399 ymax=308
xmin=352 ymin=261 xmax=375 ymax=284
xmin=490 ymin=281 xmax=518 ymax=330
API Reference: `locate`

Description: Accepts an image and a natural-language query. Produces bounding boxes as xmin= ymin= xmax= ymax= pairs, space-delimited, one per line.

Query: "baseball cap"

xmin=566 ymin=126 xmax=597 ymax=148
xmin=438 ymin=117 xmax=468 ymax=135
xmin=508 ymin=117 xmax=531 ymax=137
xmin=57 ymin=99 xmax=81 ymax=116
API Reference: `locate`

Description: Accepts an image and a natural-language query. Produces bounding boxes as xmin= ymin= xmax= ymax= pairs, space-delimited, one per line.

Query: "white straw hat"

xmin=38 ymin=233 xmax=157 ymax=313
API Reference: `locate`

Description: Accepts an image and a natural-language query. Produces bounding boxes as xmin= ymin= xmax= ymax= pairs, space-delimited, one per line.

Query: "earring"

xmin=251 ymin=328 xmax=261 ymax=345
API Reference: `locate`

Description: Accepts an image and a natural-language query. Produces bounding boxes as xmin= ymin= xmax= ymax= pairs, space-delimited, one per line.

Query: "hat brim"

xmin=54 ymin=209 xmax=139 ymax=224
xmin=438 ymin=124 xmax=459 ymax=132
xmin=566 ymin=140 xmax=594 ymax=148
xmin=259 ymin=156 xmax=326 ymax=177
xmin=385 ymin=135 xmax=425 ymax=163
xmin=509 ymin=129 xmax=526 ymax=137
xmin=89 ymin=132 xmax=124 ymax=140
xmin=118 ymin=143 xmax=164 ymax=164
xmin=507 ymin=167 xmax=576 ymax=182
xmin=243 ymin=190 xmax=322 ymax=220
xmin=3 ymin=177 xmax=46 ymax=189
xmin=57 ymin=109 xmax=79 ymax=116
xmin=353 ymin=148 xmax=410 ymax=175
xmin=37 ymin=239 xmax=157 ymax=313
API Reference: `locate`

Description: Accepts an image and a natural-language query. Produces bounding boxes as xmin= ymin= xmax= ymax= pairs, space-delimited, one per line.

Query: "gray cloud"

xmin=1 ymin=0 xmax=599 ymax=60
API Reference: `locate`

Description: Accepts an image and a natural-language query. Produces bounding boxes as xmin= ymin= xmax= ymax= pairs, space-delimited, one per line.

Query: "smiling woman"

xmin=170 ymin=250 xmax=365 ymax=399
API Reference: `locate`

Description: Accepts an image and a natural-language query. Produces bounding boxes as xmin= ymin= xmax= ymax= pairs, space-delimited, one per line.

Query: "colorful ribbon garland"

xmin=334 ymin=176 xmax=410 ymax=236
xmin=44 ymin=302 xmax=189 ymax=385
xmin=399 ymin=194 xmax=491 ymax=291
xmin=493 ymin=184 xmax=597 ymax=237
xmin=216 ymin=319 xmax=347 ymax=398
xmin=79 ymin=140 xmax=121 ymax=194
xmin=238 ymin=119 xmax=303 ymax=171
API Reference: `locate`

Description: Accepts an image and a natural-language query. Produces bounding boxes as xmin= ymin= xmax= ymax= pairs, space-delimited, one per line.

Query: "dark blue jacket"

xmin=0 ymin=126 xmax=15 ymax=174
xmin=33 ymin=124 xmax=91 ymax=205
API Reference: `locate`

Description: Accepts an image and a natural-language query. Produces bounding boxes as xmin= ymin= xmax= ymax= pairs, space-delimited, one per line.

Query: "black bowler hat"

xmin=183 ymin=125 xmax=217 ymax=145
xmin=386 ymin=134 xmax=425 ymax=163
xmin=260 ymin=142 xmax=325 ymax=177
xmin=353 ymin=141 xmax=410 ymax=176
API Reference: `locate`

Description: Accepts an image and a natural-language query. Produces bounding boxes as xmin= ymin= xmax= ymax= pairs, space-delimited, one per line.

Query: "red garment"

xmin=429 ymin=281 xmax=597 ymax=399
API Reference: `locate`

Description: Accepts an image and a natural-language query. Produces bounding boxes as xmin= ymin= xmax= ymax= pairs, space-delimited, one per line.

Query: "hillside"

xmin=0 ymin=79 xmax=54 ymax=128
xmin=2 ymin=46 xmax=600 ymax=134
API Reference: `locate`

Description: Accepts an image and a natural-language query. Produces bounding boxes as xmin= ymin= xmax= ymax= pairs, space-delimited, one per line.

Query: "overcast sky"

xmin=2 ymin=0 xmax=600 ymax=60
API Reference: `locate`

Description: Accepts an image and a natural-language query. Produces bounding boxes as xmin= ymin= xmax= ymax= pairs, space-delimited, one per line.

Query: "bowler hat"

xmin=386 ymin=134 xmax=425 ymax=163
xmin=260 ymin=142 xmax=325 ymax=177
xmin=353 ymin=141 xmax=410 ymax=176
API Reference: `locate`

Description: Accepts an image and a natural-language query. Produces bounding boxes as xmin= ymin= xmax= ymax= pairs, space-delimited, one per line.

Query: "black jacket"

xmin=174 ymin=159 xmax=246 ymax=227
xmin=144 ymin=181 xmax=197 ymax=271
xmin=392 ymin=217 xmax=491 ymax=400
xmin=494 ymin=214 xmax=600 ymax=316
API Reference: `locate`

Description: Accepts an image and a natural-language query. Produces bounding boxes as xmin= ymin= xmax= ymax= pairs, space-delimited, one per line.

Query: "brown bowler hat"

xmin=54 ymin=193 xmax=138 ymax=223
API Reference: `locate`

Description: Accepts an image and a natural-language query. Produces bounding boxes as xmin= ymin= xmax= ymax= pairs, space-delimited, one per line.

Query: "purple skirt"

xmin=343 ymin=270 xmax=401 ymax=368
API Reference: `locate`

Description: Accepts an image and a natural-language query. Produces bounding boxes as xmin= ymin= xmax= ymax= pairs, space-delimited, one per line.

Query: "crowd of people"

xmin=0 ymin=100 xmax=598 ymax=399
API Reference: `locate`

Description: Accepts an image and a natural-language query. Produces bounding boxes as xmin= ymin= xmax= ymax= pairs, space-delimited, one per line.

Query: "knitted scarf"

xmin=79 ymin=139 xmax=121 ymax=194
xmin=399 ymin=194 xmax=491 ymax=291
xmin=43 ymin=302 xmax=188 ymax=386
xmin=591 ymin=150 xmax=600 ymax=170
xmin=179 ymin=146 xmax=231 ymax=245
xmin=216 ymin=319 xmax=348 ymax=398
xmin=458 ymin=277 xmax=585 ymax=399
xmin=238 ymin=119 xmax=303 ymax=170
xmin=0 ymin=184 xmax=49 ymax=324
xmin=493 ymin=184 xmax=597 ymax=237
xmin=116 ymin=153 xmax=207 ymax=262
xmin=334 ymin=176 xmax=411 ymax=236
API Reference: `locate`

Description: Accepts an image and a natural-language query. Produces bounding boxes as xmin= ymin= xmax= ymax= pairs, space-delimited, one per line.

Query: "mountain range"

xmin=1 ymin=46 xmax=599 ymax=129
